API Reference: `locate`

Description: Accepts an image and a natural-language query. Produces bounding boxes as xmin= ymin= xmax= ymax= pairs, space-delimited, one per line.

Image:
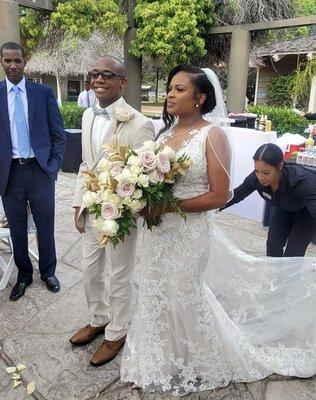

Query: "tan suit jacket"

xmin=73 ymin=99 xmax=155 ymax=212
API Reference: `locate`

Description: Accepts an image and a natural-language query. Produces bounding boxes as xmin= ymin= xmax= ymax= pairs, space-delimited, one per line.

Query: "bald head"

xmin=94 ymin=55 xmax=126 ymax=77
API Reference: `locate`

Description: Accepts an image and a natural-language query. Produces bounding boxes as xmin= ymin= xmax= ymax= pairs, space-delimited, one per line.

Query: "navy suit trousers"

xmin=2 ymin=160 xmax=56 ymax=282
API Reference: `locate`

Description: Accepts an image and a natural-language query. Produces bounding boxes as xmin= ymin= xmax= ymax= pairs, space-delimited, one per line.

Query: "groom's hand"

xmin=74 ymin=207 xmax=85 ymax=234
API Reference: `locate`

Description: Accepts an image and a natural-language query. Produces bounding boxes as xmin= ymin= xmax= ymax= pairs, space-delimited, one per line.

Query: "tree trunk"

xmin=155 ymin=67 xmax=159 ymax=103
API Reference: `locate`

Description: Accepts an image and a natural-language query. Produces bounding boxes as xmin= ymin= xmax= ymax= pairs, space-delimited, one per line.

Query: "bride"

xmin=120 ymin=65 xmax=316 ymax=396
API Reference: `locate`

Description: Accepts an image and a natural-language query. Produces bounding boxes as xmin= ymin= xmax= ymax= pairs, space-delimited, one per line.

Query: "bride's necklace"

xmin=171 ymin=120 xmax=202 ymax=137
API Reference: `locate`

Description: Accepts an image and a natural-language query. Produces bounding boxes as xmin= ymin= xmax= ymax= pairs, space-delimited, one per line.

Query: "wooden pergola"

xmin=207 ymin=16 xmax=316 ymax=112
xmin=1 ymin=0 xmax=315 ymax=112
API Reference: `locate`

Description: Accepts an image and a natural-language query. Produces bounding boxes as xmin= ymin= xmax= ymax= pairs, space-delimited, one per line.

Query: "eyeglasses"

xmin=88 ymin=70 xmax=125 ymax=80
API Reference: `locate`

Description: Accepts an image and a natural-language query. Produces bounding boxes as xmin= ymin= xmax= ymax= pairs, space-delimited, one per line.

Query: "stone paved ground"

xmin=0 ymin=172 xmax=315 ymax=400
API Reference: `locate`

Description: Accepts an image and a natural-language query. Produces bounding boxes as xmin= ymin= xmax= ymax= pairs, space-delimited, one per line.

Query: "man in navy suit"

xmin=0 ymin=42 xmax=66 ymax=300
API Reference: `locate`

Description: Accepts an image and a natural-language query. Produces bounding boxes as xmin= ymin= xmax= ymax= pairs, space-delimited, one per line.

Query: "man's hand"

xmin=74 ymin=207 xmax=85 ymax=234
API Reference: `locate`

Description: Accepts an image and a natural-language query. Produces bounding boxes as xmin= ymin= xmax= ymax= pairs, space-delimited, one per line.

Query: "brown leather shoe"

xmin=90 ymin=335 xmax=126 ymax=366
xmin=69 ymin=324 xmax=107 ymax=346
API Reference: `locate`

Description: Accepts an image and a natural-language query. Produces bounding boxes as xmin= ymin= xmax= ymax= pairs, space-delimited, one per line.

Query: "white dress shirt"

xmin=77 ymin=89 xmax=96 ymax=108
xmin=92 ymin=97 xmax=123 ymax=153
xmin=6 ymin=77 xmax=34 ymax=158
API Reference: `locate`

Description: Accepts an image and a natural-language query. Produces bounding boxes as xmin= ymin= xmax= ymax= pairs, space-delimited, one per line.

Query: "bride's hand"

xmin=140 ymin=206 xmax=155 ymax=219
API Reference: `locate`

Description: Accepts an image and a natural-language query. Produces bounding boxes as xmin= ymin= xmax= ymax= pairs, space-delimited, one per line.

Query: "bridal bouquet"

xmin=82 ymin=140 xmax=192 ymax=247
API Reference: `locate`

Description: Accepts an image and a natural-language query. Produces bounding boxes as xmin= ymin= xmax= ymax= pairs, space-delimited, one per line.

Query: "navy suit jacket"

xmin=0 ymin=79 xmax=66 ymax=196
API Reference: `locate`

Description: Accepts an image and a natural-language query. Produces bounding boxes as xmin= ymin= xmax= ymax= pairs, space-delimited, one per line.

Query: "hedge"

xmin=247 ymin=105 xmax=312 ymax=137
xmin=60 ymin=104 xmax=85 ymax=129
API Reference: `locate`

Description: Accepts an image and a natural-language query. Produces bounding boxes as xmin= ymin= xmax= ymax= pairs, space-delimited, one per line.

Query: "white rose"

xmin=98 ymin=171 xmax=110 ymax=184
xmin=143 ymin=140 xmax=156 ymax=151
xmin=139 ymin=150 xmax=157 ymax=171
xmin=130 ymin=165 xmax=143 ymax=175
xmin=116 ymin=180 xmax=136 ymax=198
xmin=97 ymin=158 xmax=111 ymax=173
xmin=130 ymin=199 xmax=146 ymax=213
xmin=107 ymin=193 xmax=123 ymax=207
xmin=148 ymin=169 xmax=164 ymax=184
xmin=129 ymin=174 xmax=139 ymax=184
xmin=156 ymin=153 xmax=171 ymax=173
xmin=82 ymin=191 xmax=100 ymax=208
xmin=103 ymin=219 xmax=120 ymax=237
xmin=122 ymin=196 xmax=132 ymax=207
xmin=132 ymin=189 xmax=143 ymax=199
xmin=115 ymin=108 xmax=135 ymax=123
xmin=127 ymin=155 xmax=141 ymax=167
xmin=92 ymin=217 xmax=106 ymax=232
xmin=137 ymin=174 xmax=149 ymax=188
xmin=110 ymin=161 xmax=125 ymax=178
xmin=162 ymin=145 xmax=177 ymax=162
xmin=101 ymin=202 xmax=120 ymax=220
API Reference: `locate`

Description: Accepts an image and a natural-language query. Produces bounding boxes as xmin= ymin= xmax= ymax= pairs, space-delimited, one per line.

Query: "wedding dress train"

xmin=120 ymin=127 xmax=316 ymax=396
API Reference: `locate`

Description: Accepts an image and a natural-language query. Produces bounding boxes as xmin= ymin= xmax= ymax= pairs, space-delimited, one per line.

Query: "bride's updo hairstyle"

xmin=253 ymin=143 xmax=284 ymax=168
xmin=159 ymin=64 xmax=217 ymax=135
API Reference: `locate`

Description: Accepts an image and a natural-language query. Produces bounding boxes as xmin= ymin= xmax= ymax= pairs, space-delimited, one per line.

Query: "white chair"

xmin=0 ymin=199 xmax=38 ymax=290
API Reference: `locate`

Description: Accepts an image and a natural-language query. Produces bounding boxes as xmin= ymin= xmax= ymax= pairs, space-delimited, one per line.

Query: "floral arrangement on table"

xmin=82 ymin=140 xmax=192 ymax=247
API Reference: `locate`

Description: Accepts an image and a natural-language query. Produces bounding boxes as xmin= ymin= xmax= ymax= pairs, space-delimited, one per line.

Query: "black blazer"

xmin=0 ymin=79 xmax=66 ymax=196
xmin=222 ymin=162 xmax=316 ymax=220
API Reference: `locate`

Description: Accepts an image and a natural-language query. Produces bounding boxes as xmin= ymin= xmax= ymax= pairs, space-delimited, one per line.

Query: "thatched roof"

xmin=25 ymin=31 xmax=123 ymax=76
xmin=254 ymin=34 xmax=316 ymax=58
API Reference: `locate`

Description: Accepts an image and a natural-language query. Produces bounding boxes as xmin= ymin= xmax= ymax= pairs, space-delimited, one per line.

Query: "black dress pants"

xmin=2 ymin=160 xmax=56 ymax=283
xmin=266 ymin=206 xmax=316 ymax=257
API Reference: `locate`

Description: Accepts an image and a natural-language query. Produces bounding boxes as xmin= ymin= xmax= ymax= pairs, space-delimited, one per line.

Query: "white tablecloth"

xmin=150 ymin=120 xmax=277 ymax=222
xmin=227 ymin=127 xmax=277 ymax=222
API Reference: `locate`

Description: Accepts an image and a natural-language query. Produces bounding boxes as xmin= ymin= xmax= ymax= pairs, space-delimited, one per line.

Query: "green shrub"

xmin=267 ymin=75 xmax=294 ymax=106
xmin=60 ymin=104 xmax=84 ymax=129
xmin=247 ymin=105 xmax=311 ymax=136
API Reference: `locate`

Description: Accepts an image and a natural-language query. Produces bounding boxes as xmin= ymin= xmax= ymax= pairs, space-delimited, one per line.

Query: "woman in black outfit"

xmin=222 ymin=143 xmax=316 ymax=257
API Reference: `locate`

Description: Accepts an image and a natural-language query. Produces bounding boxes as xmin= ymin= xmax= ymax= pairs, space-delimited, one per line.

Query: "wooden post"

xmin=0 ymin=0 xmax=20 ymax=81
xmin=226 ymin=29 xmax=251 ymax=113
xmin=123 ymin=0 xmax=142 ymax=111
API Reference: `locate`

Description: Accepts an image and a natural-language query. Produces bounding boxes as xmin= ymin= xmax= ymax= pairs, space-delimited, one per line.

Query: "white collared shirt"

xmin=92 ymin=97 xmax=123 ymax=153
xmin=77 ymin=89 xmax=96 ymax=108
xmin=6 ymin=76 xmax=34 ymax=158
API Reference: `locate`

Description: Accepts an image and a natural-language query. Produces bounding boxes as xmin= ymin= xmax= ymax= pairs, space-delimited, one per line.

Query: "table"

xmin=226 ymin=128 xmax=277 ymax=221
xmin=61 ymin=129 xmax=82 ymax=173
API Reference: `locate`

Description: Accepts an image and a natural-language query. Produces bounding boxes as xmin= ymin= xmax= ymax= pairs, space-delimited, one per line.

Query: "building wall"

xmin=255 ymin=54 xmax=305 ymax=105
xmin=26 ymin=73 xmax=83 ymax=101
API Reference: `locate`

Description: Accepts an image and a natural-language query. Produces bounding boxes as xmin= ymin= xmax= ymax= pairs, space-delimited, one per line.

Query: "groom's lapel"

xmin=83 ymin=109 xmax=95 ymax=169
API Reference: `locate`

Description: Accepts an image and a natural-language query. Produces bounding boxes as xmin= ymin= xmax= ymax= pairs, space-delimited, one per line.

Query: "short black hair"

xmin=160 ymin=64 xmax=216 ymax=134
xmin=84 ymin=80 xmax=90 ymax=85
xmin=0 ymin=42 xmax=26 ymax=58
xmin=101 ymin=54 xmax=126 ymax=77
xmin=253 ymin=143 xmax=284 ymax=166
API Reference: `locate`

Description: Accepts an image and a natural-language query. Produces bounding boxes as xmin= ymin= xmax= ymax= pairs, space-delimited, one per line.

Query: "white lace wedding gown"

xmin=120 ymin=127 xmax=316 ymax=396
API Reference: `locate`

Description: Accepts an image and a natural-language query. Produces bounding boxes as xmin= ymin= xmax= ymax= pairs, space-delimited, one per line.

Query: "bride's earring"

xmin=195 ymin=102 xmax=199 ymax=108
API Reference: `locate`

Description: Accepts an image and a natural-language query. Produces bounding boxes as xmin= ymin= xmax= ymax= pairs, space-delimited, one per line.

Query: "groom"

xmin=71 ymin=55 xmax=155 ymax=366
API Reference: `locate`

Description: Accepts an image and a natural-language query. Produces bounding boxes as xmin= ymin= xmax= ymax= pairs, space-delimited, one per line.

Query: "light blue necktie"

xmin=92 ymin=105 xmax=110 ymax=118
xmin=12 ymin=85 xmax=31 ymax=158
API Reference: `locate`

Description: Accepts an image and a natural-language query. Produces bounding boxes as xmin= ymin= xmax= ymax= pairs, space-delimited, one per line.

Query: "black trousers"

xmin=2 ymin=160 xmax=56 ymax=283
xmin=266 ymin=206 xmax=316 ymax=257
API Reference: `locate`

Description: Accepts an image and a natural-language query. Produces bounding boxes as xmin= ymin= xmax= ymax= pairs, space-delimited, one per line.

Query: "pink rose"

xmin=148 ymin=169 xmax=164 ymax=184
xmin=116 ymin=180 xmax=135 ymax=198
xmin=140 ymin=150 xmax=157 ymax=171
xmin=101 ymin=202 xmax=120 ymax=220
xmin=156 ymin=153 xmax=171 ymax=173
xmin=110 ymin=161 xmax=125 ymax=178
